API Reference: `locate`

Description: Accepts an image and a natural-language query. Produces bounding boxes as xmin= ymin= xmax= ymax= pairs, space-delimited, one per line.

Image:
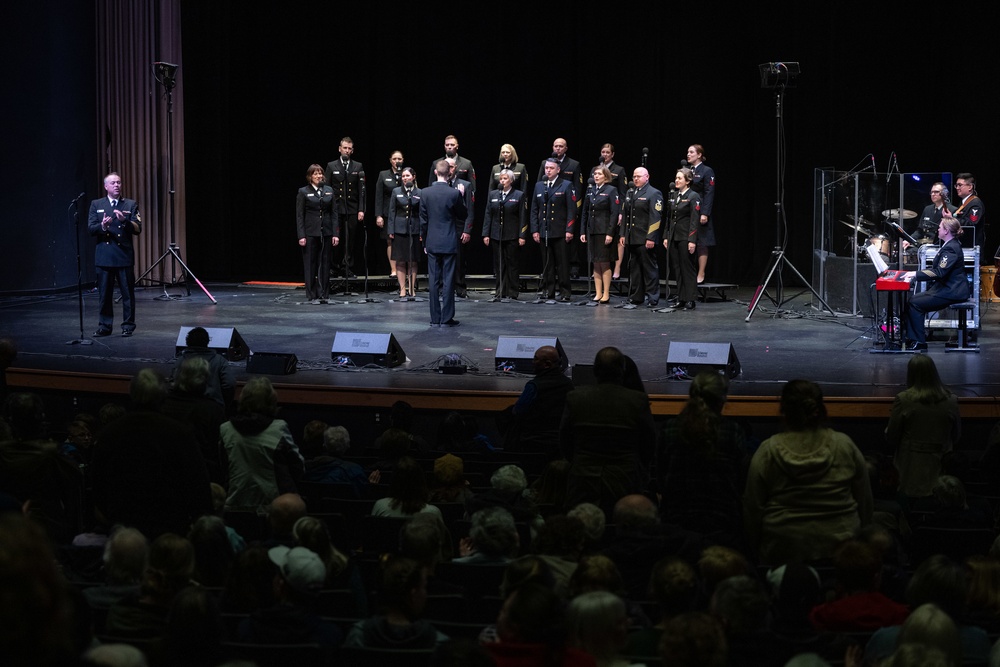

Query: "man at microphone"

xmin=537 ymin=138 xmax=584 ymax=278
xmin=88 ymin=172 xmax=141 ymax=337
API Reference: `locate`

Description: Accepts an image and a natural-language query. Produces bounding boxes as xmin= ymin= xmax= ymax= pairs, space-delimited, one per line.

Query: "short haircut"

xmin=323 ymin=425 xmax=351 ymax=456
xmin=435 ymin=160 xmax=450 ymax=178
xmin=130 ymin=368 xmax=168 ymax=409
xmin=833 ymin=540 xmax=881 ymax=592
xmin=711 ymin=575 xmax=768 ymax=637
xmin=469 ymin=507 xmax=518 ymax=558
xmin=305 ymin=163 xmax=324 ymax=182
xmin=238 ymin=377 xmax=278 ymax=416
xmin=175 ymin=356 xmax=209 ymax=393
xmin=955 ymin=172 xmax=975 ymax=186
xmin=593 ymin=346 xmax=626 ymax=383
xmin=104 ymin=526 xmax=148 ymax=585
xmin=491 ymin=464 xmax=527 ymax=494
xmin=567 ymin=503 xmax=606 ymax=543
xmin=649 ymin=557 xmax=698 ymax=615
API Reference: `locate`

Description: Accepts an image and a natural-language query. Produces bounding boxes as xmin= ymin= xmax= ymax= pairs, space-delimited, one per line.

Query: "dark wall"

xmin=175 ymin=4 xmax=995 ymax=285
xmin=1 ymin=3 xmax=97 ymax=293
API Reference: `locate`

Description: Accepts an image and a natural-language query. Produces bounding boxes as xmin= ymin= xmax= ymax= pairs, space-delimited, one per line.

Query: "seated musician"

xmin=902 ymin=218 xmax=970 ymax=351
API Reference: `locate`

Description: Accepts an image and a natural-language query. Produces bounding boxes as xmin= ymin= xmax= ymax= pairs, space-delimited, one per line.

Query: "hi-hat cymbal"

xmin=882 ymin=208 xmax=917 ymax=220
xmin=838 ymin=219 xmax=874 ymax=235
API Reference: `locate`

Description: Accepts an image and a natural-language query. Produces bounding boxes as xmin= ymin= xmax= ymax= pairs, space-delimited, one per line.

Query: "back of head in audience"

xmin=491 ymin=464 xmax=528 ymax=496
xmin=300 ymin=420 xmax=328 ymax=458
xmin=322 ymin=425 xmax=351 ymax=457
xmin=498 ymin=581 xmax=566 ymax=644
xmin=593 ymin=346 xmax=626 ymax=384
xmin=532 ymin=514 xmax=585 ymax=560
xmin=895 ymin=603 xmax=961 ymax=667
xmin=160 ymin=585 xmax=225 ymax=667
xmin=568 ymin=554 xmax=626 ymax=599
xmin=711 ymin=575 xmax=769 ymax=638
xmin=659 ymin=611 xmax=728 ymax=667
xmin=400 ymin=512 xmax=452 ymax=569
xmin=612 ymin=494 xmax=659 ymax=531
xmin=269 ymin=545 xmax=326 ymax=604
xmin=175 ymin=356 xmax=210 ymax=395
xmin=104 ymin=526 xmax=149 ymax=585
xmin=130 ymin=368 xmax=169 ymax=410
xmin=268 ymin=493 xmax=307 ymax=542
xmin=566 ymin=590 xmax=629 ymax=664
xmin=567 ymin=502 xmax=606 ymax=546
xmin=906 ymin=554 xmax=967 ymax=619
xmin=237 ymin=376 xmax=278 ymax=416
xmin=3 ymin=392 xmax=46 ymax=440
xmin=833 ymin=539 xmax=882 ymax=593
xmin=141 ymin=533 xmax=196 ymax=606
xmin=468 ymin=506 xmax=518 ymax=559
xmin=931 ymin=475 xmax=968 ymax=510
xmin=650 ymin=557 xmax=698 ymax=618
xmin=293 ymin=515 xmax=348 ymax=580
xmin=780 ymin=379 xmax=827 ymax=431
xmin=187 ymin=515 xmax=234 ymax=587
xmin=698 ymin=545 xmax=752 ymax=594
xmin=389 ymin=456 xmax=430 ymax=513
xmin=500 ymin=555 xmax=555 ymax=599
xmin=379 ymin=555 xmax=429 ymax=620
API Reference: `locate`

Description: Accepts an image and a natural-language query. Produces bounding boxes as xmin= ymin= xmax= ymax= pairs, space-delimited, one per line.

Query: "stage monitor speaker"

xmin=495 ymin=336 xmax=568 ymax=374
xmin=823 ymin=256 xmax=877 ymax=317
xmin=246 ymin=351 xmax=298 ymax=375
xmin=666 ymin=341 xmax=741 ymax=379
xmin=175 ymin=326 xmax=250 ymax=361
xmin=331 ymin=331 xmax=405 ymax=368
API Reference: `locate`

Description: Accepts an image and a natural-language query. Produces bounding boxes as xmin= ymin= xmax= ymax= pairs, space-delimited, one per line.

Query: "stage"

xmin=4 ymin=276 xmax=1000 ymax=426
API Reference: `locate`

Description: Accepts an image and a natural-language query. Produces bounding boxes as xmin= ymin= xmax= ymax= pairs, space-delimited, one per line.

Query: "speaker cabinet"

xmin=331 ymin=331 xmax=405 ymax=368
xmin=495 ymin=336 xmax=568 ymax=374
xmin=666 ymin=341 xmax=741 ymax=379
xmin=175 ymin=326 xmax=250 ymax=361
xmin=246 ymin=351 xmax=298 ymax=375
xmin=822 ymin=256 xmax=878 ymax=317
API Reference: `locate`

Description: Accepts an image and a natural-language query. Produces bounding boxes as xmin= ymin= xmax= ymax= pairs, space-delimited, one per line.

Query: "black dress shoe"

xmin=429 ymin=322 xmax=441 ymax=328
xmin=645 ymin=301 xmax=659 ymax=308
xmin=443 ymin=319 xmax=460 ymax=327
xmin=93 ymin=329 xmax=111 ymax=337
xmin=559 ymin=295 xmax=571 ymax=302
xmin=682 ymin=301 xmax=696 ymax=310
xmin=664 ymin=297 xmax=680 ymax=307
xmin=121 ymin=329 xmax=134 ymax=337
xmin=906 ymin=341 xmax=928 ymax=352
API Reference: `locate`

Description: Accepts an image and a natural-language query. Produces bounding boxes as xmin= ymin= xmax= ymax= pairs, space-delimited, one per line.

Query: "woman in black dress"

xmin=387 ymin=167 xmax=422 ymax=299
xmin=580 ymin=167 xmax=621 ymax=303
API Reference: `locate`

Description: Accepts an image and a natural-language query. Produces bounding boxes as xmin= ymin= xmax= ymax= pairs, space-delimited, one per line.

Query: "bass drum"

xmin=980 ymin=266 xmax=998 ymax=303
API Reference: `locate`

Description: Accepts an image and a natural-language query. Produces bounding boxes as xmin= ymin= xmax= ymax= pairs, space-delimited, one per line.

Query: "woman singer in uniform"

xmin=295 ymin=164 xmax=338 ymax=303
xmin=686 ymin=144 xmax=716 ymax=284
xmin=387 ymin=167 xmax=422 ymax=299
xmin=663 ymin=168 xmax=701 ymax=310
xmin=580 ymin=167 xmax=621 ymax=304
xmin=482 ymin=169 xmax=528 ymax=300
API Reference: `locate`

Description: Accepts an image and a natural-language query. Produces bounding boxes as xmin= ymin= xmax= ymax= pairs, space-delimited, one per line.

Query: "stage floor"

xmin=4 ymin=277 xmax=1000 ymax=407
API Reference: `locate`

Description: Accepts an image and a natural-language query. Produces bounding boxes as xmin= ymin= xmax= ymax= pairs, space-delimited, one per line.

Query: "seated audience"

xmin=658 ymin=611 xmax=728 ymax=667
xmin=503 ymin=344 xmax=573 ymax=457
xmin=302 ymin=425 xmax=368 ymax=497
xmin=455 ymin=506 xmax=520 ymax=565
xmin=264 ymin=493 xmax=308 ymax=547
xmin=808 ymin=540 xmax=909 ymax=632
xmin=466 ymin=464 xmax=540 ymax=527
xmin=625 ymin=557 xmax=699 ymax=657
xmin=157 ymin=585 xmax=226 ymax=667
xmin=567 ymin=502 xmax=607 ymax=553
xmin=83 ymin=526 xmax=148 ymax=610
xmin=237 ymin=544 xmax=342 ymax=647
xmin=187 ymin=514 xmax=234 ymax=588
xmin=428 ymin=453 xmax=473 ymax=504
xmin=964 ymin=555 xmax=1000 ymax=633
xmin=566 ymin=590 xmax=632 ymax=667
xmin=371 ymin=456 xmax=443 ymax=519
xmin=172 ymin=326 xmax=235 ymax=408
xmin=344 ymin=555 xmax=447 ymax=649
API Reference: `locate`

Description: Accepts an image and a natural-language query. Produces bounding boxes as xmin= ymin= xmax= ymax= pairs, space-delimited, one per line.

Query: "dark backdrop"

xmin=2 ymin=3 xmax=994 ymax=294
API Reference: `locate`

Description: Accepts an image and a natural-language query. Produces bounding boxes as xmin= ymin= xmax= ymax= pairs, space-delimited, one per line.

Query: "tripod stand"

xmin=135 ymin=62 xmax=216 ymax=304
xmin=746 ymin=63 xmax=832 ymax=322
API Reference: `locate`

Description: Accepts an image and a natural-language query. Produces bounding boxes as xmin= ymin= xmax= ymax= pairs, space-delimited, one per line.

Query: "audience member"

xmin=428 ymin=453 xmax=473 ymax=504
xmin=485 ymin=581 xmax=597 ymax=667
xmin=437 ymin=411 xmax=496 ymax=454
xmin=561 ymin=346 xmax=655 ymax=513
xmin=221 ymin=377 xmax=304 ymax=512
xmin=886 ymin=355 xmax=960 ymax=503
xmin=504 ymin=344 xmax=573 ymax=456
xmin=765 ymin=563 xmax=823 ymax=637
xmin=965 ymin=555 xmax=1000 ymax=633
xmin=265 ymin=493 xmax=307 ymax=547
xmin=743 ymin=380 xmax=873 ymax=566
xmin=219 ymin=545 xmax=277 ymax=614
xmin=657 ymin=371 xmax=748 ymax=547
xmin=808 ymin=540 xmax=909 ymax=632
xmin=894 ymin=603 xmax=963 ymax=667
xmin=344 ymin=555 xmax=448 ymax=649
xmin=625 ymin=557 xmax=699 ymax=657
xmin=187 ymin=514 xmax=235 ymax=587
xmin=567 ymin=502 xmax=607 ymax=553
xmin=711 ymin=575 xmax=789 ymax=667
xmin=161 ymin=356 xmax=226 ymax=484
xmin=371 ymin=455 xmax=443 ymax=519
xmin=237 ymin=544 xmax=342 ymax=647
xmin=105 ymin=532 xmax=196 ymax=638
xmin=400 ymin=512 xmax=454 ymax=574
xmin=57 ymin=413 xmax=98 ymax=466
xmin=0 ymin=392 xmax=84 ymax=543
xmin=531 ymin=514 xmax=587 ymax=597
xmin=658 ymin=611 xmax=728 ymax=667
xmin=83 ymin=526 xmax=148 ymax=610
xmin=603 ymin=494 xmax=707 ymax=601
xmin=466 ymin=463 xmax=541 ymax=527
xmin=456 ymin=506 xmax=520 ymax=564
xmin=91 ymin=370 xmax=211 ymax=539
xmin=566 ymin=590 xmax=631 ymax=667
xmin=373 ymin=400 xmax=431 ymax=453
xmin=157 ymin=585 xmax=226 ymax=667
xmin=526 ymin=458 xmax=571 ymax=513
xmin=302 ymin=425 xmax=368 ymax=497
xmin=172 ymin=326 xmax=235 ymax=408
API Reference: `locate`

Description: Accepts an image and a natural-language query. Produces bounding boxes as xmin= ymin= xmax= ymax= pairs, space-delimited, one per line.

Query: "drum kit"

xmin=840 ymin=208 xmax=925 ymax=263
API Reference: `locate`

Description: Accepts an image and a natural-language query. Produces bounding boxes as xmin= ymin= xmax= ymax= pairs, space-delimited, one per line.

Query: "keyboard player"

xmin=901 ymin=218 xmax=970 ymax=352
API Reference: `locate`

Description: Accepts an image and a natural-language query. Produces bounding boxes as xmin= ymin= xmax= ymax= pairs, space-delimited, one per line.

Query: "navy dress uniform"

xmin=530 ymin=177 xmax=577 ymax=300
xmin=88 ymin=195 xmax=141 ymax=335
xmin=483 ymin=187 xmax=528 ymax=299
xmin=622 ymin=183 xmax=664 ymax=306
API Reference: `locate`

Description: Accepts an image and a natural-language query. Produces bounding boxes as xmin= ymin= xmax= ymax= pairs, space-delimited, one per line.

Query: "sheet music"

xmin=865 ymin=243 xmax=889 ymax=274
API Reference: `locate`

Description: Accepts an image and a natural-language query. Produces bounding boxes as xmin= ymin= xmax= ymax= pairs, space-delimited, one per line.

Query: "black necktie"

xmin=111 ymin=199 xmax=117 ymax=208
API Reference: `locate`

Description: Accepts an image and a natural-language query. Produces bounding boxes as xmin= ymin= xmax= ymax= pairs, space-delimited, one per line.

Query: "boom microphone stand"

xmin=135 ymin=62 xmax=216 ymax=304
xmin=746 ymin=62 xmax=832 ymax=322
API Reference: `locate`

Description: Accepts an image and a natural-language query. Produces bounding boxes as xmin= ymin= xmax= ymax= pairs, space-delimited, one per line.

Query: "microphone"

xmin=72 ymin=192 xmax=86 ymax=203
xmin=641 ymin=147 xmax=649 ymax=167
xmin=870 ymin=154 xmax=876 ymax=174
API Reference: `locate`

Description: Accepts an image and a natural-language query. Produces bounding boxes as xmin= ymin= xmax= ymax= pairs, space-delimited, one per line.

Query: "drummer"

xmin=905 ymin=182 xmax=956 ymax=250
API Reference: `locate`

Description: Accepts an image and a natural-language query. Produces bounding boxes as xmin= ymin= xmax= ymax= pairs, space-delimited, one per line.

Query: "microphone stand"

xmin=489 ymin=193 xmax=505 ymax=303
xmin=616 ymin=188 xmax=638 ymax=309
xmin=532 ymin=191 xmax=555 ymax=304
xmin=354 ymin=212 xmax=381 ymax=304
xmin=578 ymin=184 xmax=598 ymax=307
xmin=66 ymin=193 xmax=93 ymax=346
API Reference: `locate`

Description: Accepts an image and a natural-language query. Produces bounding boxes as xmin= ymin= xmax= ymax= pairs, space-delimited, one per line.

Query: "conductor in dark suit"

xmin=420 ymin=160 xmax=469 ymax=327
xmin=88 ymin=172 xmax=141 ymax=337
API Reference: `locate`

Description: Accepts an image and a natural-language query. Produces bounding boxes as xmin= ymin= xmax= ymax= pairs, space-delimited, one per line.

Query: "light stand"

xmin=135 ymin=62 xmax=217 ymax=304
xmin=746 ymin=62 xmax=832 ymax=322
xmin=65 ymin=192 xmax=94 ymax=346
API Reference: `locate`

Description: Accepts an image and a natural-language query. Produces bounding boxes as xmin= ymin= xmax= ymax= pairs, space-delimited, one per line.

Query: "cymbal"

xmin=838 ymin=219 xmax=874 ymax=235
xmin=882 ymin=208 xmax=917 ymax=220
